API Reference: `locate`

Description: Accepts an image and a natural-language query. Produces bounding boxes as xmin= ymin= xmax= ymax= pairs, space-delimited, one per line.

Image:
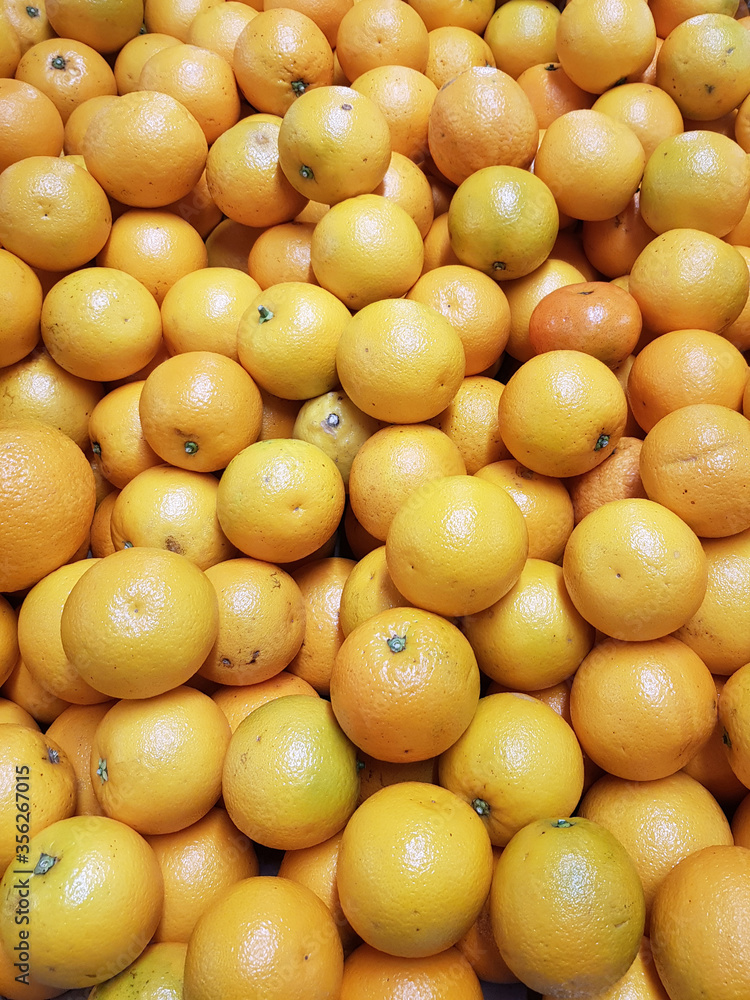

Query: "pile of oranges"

xmin=0 ymin=0 xmax=750 ymax=996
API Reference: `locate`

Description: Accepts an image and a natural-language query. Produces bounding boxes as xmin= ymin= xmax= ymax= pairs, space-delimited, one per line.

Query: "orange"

xmin=683 ymin=674 xmax=748 ymax=809
xmin=502 ymin=257 xmax=587 ymax=363
xmin=233 ymin=8 xmax=333 ymax=116
xmin=640 ymin=131 xmax=750 ymax=236
xmin=341 ymin=944 xmax=483 ymax=998
xmin=733 ymin=793 xmax=750 ymax=846
xmin=650 ymin=846 xmax=750 ymax=1000
xmin=456 ymin=848 xmax=518 ymax=986
xmin=337 ymin=782 xmax=494 ymax=958
xmin=0 ymin=932 xmax=63 ymax=1000
xmin=41 ymin=266 xmax=162 ymax=382
xmin=0 ymin=155 xmax=111 ymax=272
xmin=158 ymin=168 xmax=226 ymax=235
xmin=448 ymin=165 xmax=559 ymax=281
xmin=248 ymin=221 xmax=317 ymax=288
xmin=581 ymin=192 xmax=656 ymax=279
xmin=188 ymin=1 xmax=258 ymax=61
xmin=425 ymin=25 xmax=496 ymax=91
xmin=263 ymin=0 xmax=351 ymax=46
xmin=62 ymin=93 xmax=118 ymax=155
xmin=628 ymin=228 xmax=749 ymax=334
xmin=137 ymin=42 xmax=240 ymax=145
xmin=90 ymin=686 xmax=231 ymax=835
xmin=160 ymin=267 xmax=261 ymax=361
xmin=650 ymin=0 xmax=740 ymax=36
xmin=17 ymin=559 xmax=108 ymax=706
xmin=571 ymin=636 xmax=716 ymax=780
xmin=0 ymin=419 xmax=95 ymax=595
xmin=113 ymin=32 xmax=183 ymax=95
xmin=529 ymin=280 xmax=642 ymax=367
xmin=0 ymin=596 xmax=18 ymax=688
xmin=277 ymin=85 xmax=392 ymax=206
xmin=483 ymin=0 xmax=560 ymax=80
xmin=719 ymin=661 xmax=750 ymax=787
xmin=292 ymin=390 xmax=380 ymax=488
xmin=409 ymin=0 xmax=494 ymax=32
xmin=348 ymin=424 xmax=466 ymax=541
xmin=427 ymin=66 xmax=538 ymax=187
xmin=87 ymin=942 xmax=187 ymax=1000
xmin=338 ymin=545 xmax=412 ymax=637
xmin=0 ymin=723 xmax=76 ymax=875
xmin=563 ymin=497 xmax=707 ymax=641
xmin=498 ymin=350 xmax=627 ymax=477
xmin=200 ymin=558 xmax=305 ymax=686
xmin=237 ymin=281 xmax=350 ymax=400
xmin=0 ymin=814 xmax=163 ymax=990
xmin=656 ymin=14 xmax=750 ymax=119
xmin=206 ymin=115 xmax=308 ymax=229
xmin=183 ymin=875 xmax=344 ymax=1000
xmin=87 ymin=381 xmax=161 ymax=489
xmin=89 ymin=489 xmax=118 ymax=558
xmin=311 ymin=195 xmax=424 ymax=309
xmin=579 ymin=771 xmax=733 ymax=927
xmin=0 ymin=659 xmax=72 ymax=727
xmin=639 ymin=403 xmax=750 ymax=538
xmin=82 ymin=90 xmax=207 ymax=207
xmin=335 ymin=0 xmax=429 ymax=82
xmin=330 ymin=607 xmax=480 ymax=761
xmin=356 ymin=752 xmax=438 ymax=804
xmin=556 ymin=0 xmax=656 ymax=94
xmin=592 ymin=81 xmax=683 ymax=160
xmin=45 ymin=0 xmax=143 ymax=53
xmin=566 ymin=435 xmax=646 ymax=524
xmin=143 ymin=0 xmax=223 ymax=40
xmin=724 ymin=244 xmax=750 ymax=351
xmin=429 ymin=377 xmax=509 ymax=474
xmin=45 ymin=701 xmax=114 ymax=816
xmin=15 ymin=37 xmax=117 ymax=122
xmin=216 ymin=438 xmax=345 ymax=564
xmin=422 ymin=211 xmax=461 ymax=273
xmin=516 ymin=61 xmax=594 ymax=130
xmin=0 ymin=250 xmax=42 ymax=368
xmin=96 ymin=208 xmax=209 ymax=305
xmin=2 ymin=0 xmax=55 ymax=54
xmin=462 ymin=559 xmax=594 ymax=690
xmin=60 ymin=546 xmax=219 ymax=699
xmin=440 ymin=691 xmax=584 ymax=845
xmin=286 ymin=558 xmax=354 ymax=695
xmin=222 ymin=694 xmax=359 ymax=849
xmin=351 ymin=65 xmax=437 ymax=165
xmin=534 ymin=109 xmax=646 ymax=221
xmin=211 ymin=672 xmax=319 ymax=732
xmin=0 ymin=78 xmax=63 ymax=172
xmin=491 ymin=817 xmax=645 ymax=997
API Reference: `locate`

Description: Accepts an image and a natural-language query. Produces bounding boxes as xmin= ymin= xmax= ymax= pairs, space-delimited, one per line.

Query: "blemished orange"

xmin=425 ymin=25 xmax=496 ymax=92
xmin=491 ymin=817 xmax=645 ymax=997
xmin=82 ymin=90 xmax=208 ymax=208
xmin=0 ymin=78 xmax=63 ymax=173
xmin=563 ymin=498 xmax=708 ymax=641
xmin=211 ymin=672 xmax=319 ymax=732
xmin=330 ymin=607 xmax=480 ymax=762
xmin=581 ymin=192 xmax=656 ymax=279
xmin=188 ymin=1 xmax=258 ymax=61
xmin=222 ymin=694 xmax=359 ymax=850
xmin=112 ymin=32 xmax=183 ymax=95
xmin=533 ymin=109 xmax=646 ymax=222
xmin=386 ymin=474 xmax=529 ymax=618
xmin=200 ymin=558 xmax=305 ymax=686
xmin=45 ymin=701 xmax=115 ymax=816
xmin=248 ymin=222 xmax=316 ymax=288
xmin=0 ymin=419 xmax=96 ymax=595
xmin=498 ymin=350 xmax=627 ymax=477
xmin=338 ymin=545 xmax=412 ymax=637
xmin=311 ymin=195 xmax=424 ymax=310
xmin=292 ymin=389 xmax=381 ymax=488
xmin=41 ymin=267 xmax=162 ymax=382
xmin=639 ymin=403 xmax=750 ymax=538
xmin=650 ymin=846 xmax=750 ymax=1000
xmin=0 ymin=249 xmax=42 ymax=368
xmin=566 ymin=436 xmax=646 ymax=525
xmin=138 ymin=352 xmax=262 ymax=472
xmin=502 ymin=257 xmax=587 ymax=363
xmin=439 ymin=692 xmax=585 ymax=846
xmin=407 ymin=265 xmax=511 ymax=375
xmin=640 ymin=131 xmax=750 ymax=237
xmin=96 ymin=209 xmax=209 ymax=305
xmin=474 ymin=459 xmax=574 ymax=562
xmin=592 ymin=82 xmax=683 ymax=161
xmin=348 ymin=424 xmax=466 ymax=541
xmin=87 ymin=381 xmax=161 ymax=489
xmin=578 ymin=771 xmax=733 ymax=926
xmin=277 ymin=85 xmax=392 ymax=206
xmin=87 ymin=942 xmax=187 ymax=1000
xmin=556 ymin=0 xmax=656 ymax=94
xmin=236 ymin=281 xmax=351 ymax=400
xmin=516 ymin=61 xmax=593 ymax=130
xmin=341 ymin=944 xmax=483 ymax=999
xmin=286 ymin=558 xmax=354 ymax=695
xmin=183 ymin=876 xmax=344 ymax=1000
xmin=483 ymin=0 xmax=559 ymax=80
xmin=206 ymin=115 xmax=309 ymax=229
xmin=0 ymin=155 xmax=111 ymax=272
xmin=656 ymin=14 xmax=750 ymax=120
xmin=627 ymin=229 xmax=750 ymax=334
xmin=15 ymin=36 xmax=117 ymax=122
xmin=427 ymin=66 xmax=538 ymax=187
xmin=0 ymin=723 xmax=76 ymax=874
xmin=137 ymin=42 xmax=240 ymax=145
xmin=216 ymin=438 xmax=345 ymax=564
xmin=410 ymin=0 xmax=494 ymax=32
xmin=461 ymin=560 xmax=594 ymax=691
xmin=337 ymin=782 xmax=494 ymax=958
xmin=335 ymin=0 xmax=429 ymax=82
xmin=448 ymin=165 xmax=559 ymax=281
xmin=429 ymin=377 xmax=509 ymax=474
xmin=60 ymin=546 xmax=219 ymax=700
xmin=351 ymin=65 xmax=437 ymax=165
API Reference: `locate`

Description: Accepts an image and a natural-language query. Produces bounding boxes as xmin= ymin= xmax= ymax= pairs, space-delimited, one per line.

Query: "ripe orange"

xmin=45 ymin=701 xmax=114 ymax=816
xmin=87 ymin=942 xmax=187 ymax=1000
xmin=0 ymin=659 xmax=72 ymax=728
xmin=0 ymin=597 xmax=19 ymax=689
xmin=0 ymin=78 xmax=63 ymax=173
xmin=45 ymin=0 xmax=144 ymax=53
xmin=143 ymin=0 xmax=224 ymax=40
xmin=352 ymin=65 xmax=437 ymax=165
xmin=188 ymin=1 xmax=259 ymax=60
xmin=425 ymin=25 xmax=496 ymax=91
xmin=338 ymin=545 xmax=413 ymax=637
xmin=87 ymin=381 xmax=161 ymax=489
xmin=2 ymin=0 xmax=56 ymax=55
xmin=340 ymin=944 xmax=483 ymax=999
xmin=483 ymin=0 xmax=560 ymax=80
xmin=429 ymin=377 xmax=510 ymax=474
xmin=502 ymin=257 xmax=587 ymax=363
xmin=211 ymin=672 xmax=319 ymax=733
xmin=335 ymin=0 xmax=429 ymax=81
xmin=292 ymin=390 xmax=380 ymax=489
xmin=566 ymin=435 xmax=647 ymax=525
xmin=411 ymin=0 xmax=494 ymax=32
xmin=593 ymin=82 xmax=683 ymax=163
xmin=247 ymin=221 xmax=317 ymax=288
xmin=15 ymin=36 xmax=117 ymax=122
xmin=112 ymin=32 xmax=183 ymax=95
xmin=581 ymin=192 xmax=656 ymax=279
xmin=0 ymin=249 xmax=42 ymax=369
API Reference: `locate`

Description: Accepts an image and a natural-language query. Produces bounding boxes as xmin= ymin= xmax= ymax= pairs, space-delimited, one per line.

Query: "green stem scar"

xmin=184 ymin=441 xmax=199 ymax=454
xmin=258 ymin=305 xmax=274 ymax=323
xmin=552 ymin=818 xmax=572 ymax=828
xmin=387 ymin=634 xmax=407 ymax=653
xmin=51 ymin=55 xmax=66 ymax=70
xmin=326 ymin=413 xmax=340 ymax=427
xmin=472 ymin=798 xmax=490 ymax=816
xmin=492 ymin=261 xmax=506 ymax=272
xmin=594 ymin=434 xmax=610 ymax=451
xmin=26 ymin=5 xmax=40 ymax=16
xmin=47 ymin=747 xmax=60 ymax=764
xmin=91 ymin=441 xmax=101 ymax=455
xmin=96 ymin=758 xmax=108 ymax=783
xmin=291 ymin=80 xmax=307 ymax=96
xmin=299 ymin=165 xmax=314 ymax=180
xmin=34 ymin=853 xmax=57 ymax=875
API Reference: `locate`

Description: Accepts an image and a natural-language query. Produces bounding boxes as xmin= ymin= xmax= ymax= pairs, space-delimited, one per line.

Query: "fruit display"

xmin=0 ymin=0 xmax=750 ymax=998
